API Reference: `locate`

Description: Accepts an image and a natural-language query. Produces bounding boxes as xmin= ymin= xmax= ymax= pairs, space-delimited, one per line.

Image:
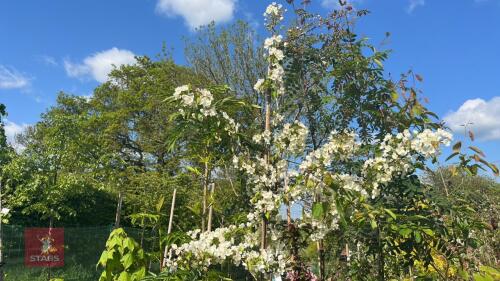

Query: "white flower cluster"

xmin=166 ymin=225 xmax=287 ymax=277
xmin=300 ymin=131 xmax=359 ymax=172
xmin=253 ymin=78 xmax=265 ymax=93
xmin=274 ymin=121 xmax=308 ymax=154
xmin=254 ymin=3 xmax=286 ymax=97
xmin=173 ymin=85 xmax=216 ymax=117
xmin=252 ymin=130 xmax=272 ymax=145
xmin=412 ymin=128 xmax=452 ymax=157
xmin=363 ymin=128 xmax=452 ymax=197
xmin=167 ymin=227 xmax=241 ymax=271
xmin=172 ymin=85 xmax=240 ymax=135
xmin=263 ymin=2 xmax=285 ymax=29
xmin=265 ymin=35 xmax=285 ymax=96
xmin=244 ymin=246 xmax=287 ymax=277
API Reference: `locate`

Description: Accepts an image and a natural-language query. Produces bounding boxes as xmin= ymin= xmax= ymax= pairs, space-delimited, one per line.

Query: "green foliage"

xmin=473 ymin=266 xmax=500 ymax=281
xmin=0 ymin=103 xmax=12 ymax=167
xmin=1 ymin=2 xmax=498 ymax=280
xmin=97 ymin=228 xmax=147 ymax=281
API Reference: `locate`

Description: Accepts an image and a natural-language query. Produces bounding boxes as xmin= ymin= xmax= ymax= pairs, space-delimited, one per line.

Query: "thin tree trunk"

xmin=207 ymin=183 xmax=214 ymax=232
xmin=162 ymin=188 xmax=177 ymax=269
xmin=261 ymin=89 xmax=271 ymax=251
xmin=202 ymin=162 xmax=209 ymax=232
xmin=115 ymin=191 xmax=123 ymax=229
xmin=317 ymin=240 xmax=325 ymax=281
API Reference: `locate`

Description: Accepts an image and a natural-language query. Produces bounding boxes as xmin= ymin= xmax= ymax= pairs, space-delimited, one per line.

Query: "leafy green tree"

xmin=0 ymin=103 xmax=10 ymax=167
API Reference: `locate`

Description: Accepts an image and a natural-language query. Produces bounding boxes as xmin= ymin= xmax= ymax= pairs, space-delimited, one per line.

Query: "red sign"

xmin=24 ymin=228 xmax=64 ymax=267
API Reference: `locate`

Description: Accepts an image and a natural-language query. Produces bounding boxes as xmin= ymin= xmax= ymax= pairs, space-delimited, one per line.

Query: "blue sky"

xmin=0 ymin=0 xmax=499 ymax=165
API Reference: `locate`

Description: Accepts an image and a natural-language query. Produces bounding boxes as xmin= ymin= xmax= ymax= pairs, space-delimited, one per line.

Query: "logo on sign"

xmin=24 ymin=228 xmax=64 ymax=267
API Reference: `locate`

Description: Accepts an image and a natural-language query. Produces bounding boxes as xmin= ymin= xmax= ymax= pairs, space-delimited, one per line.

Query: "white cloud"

xmin=156 ymin=0 xmax=236 ymax=30
xmin=407 ymin=0 xmax=425 ymax=13
xmin=444 ymin=97 xmax=500 ymax=141
xmin=0 ymin=65 xmax=30 ymax=89
xmin=322 ymin=0 xmax=363 ymax=9
xmin=3 ymin=119 xmax=29 ymax=151
xmin=39 ymin=55 xmax=58 ymax=66
xmin=64 ymin=47 xmax=136 ymax=83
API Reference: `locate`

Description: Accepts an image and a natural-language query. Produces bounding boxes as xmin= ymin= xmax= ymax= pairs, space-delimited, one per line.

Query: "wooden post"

xmin=207 ymin=183 xmax=214 ymax=232
xmin=162 ymin=188 xmax=177 ymax=269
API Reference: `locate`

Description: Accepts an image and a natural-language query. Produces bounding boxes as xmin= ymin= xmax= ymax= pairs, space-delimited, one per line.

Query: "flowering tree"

xmin=156 ymin=3 xmax=458 ymax=280
xmin=156 ymin=2 xmax=497 ymax=281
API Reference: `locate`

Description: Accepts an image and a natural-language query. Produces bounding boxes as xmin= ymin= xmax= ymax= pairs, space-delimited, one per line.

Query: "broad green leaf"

xmin=421 ymin=228 xmax=434 ymax=237
xmin=118 ymin=271 xmax=131 ymax=281
xmin=312 ymin=202 xmax=325 ymax=219
xmin=121 ymin=253 xmax=134 ymax=270
xmin=399 ymin=228 xmax=412 ymax=237
xmin=384 ymin=209 xmax=397 ymax=220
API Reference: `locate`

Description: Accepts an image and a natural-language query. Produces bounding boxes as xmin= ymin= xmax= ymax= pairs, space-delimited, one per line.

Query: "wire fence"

xmin=1 ymin=225 xmax=152 ymax=281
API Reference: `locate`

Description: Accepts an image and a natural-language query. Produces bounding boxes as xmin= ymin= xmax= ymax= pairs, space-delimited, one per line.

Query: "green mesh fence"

xmin=1 ymin=225 xmax=154 ymax=281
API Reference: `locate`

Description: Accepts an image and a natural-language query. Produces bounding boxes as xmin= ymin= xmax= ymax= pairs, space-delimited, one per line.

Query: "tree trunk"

xmin=162 ymin=188 xmax=177 ymax=269
xmin=317 ymin=240 xmax=325 ymax=281
xmin=261 ymin=89 xmax=271 ymax=251
xmin=207 ymin=183 xmax=214 ymax=232
xmin=115 ymin=191 xmax=123 ymax=229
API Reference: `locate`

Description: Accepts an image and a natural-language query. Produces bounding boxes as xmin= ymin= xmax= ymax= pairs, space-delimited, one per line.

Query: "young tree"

xmin=161 ymin=2 xmax=498 ymax=281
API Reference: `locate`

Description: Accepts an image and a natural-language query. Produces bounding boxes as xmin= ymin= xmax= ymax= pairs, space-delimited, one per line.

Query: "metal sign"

xmin=24 ymin=228 xmax=64 ymax=267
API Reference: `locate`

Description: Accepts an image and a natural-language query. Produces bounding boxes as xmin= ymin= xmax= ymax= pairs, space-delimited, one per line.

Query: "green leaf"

xmin=374 ymin=58 xmax=383 ymax=68
xmin=312 ymin=202 xmax=325 ymax=219
xmin=421 ymin=228 xmax=434 ymax=237
xmin=479 ymin=266 xmax=500 ymax=279
xmin=445 ymin=152 xmax=459 ymax=162
xmin=391 ymin=91 xmax=399 ymax=102
xmin=121 ymin=253 xmax=134 ymax=270
xmin=384 ymin=209 xmax=397 ymax=220
xmin=186 ymin=166 xmax=201 ymax=175
xmin=118 ymin=271 xmax=131 ymax=281
xmin=452 ymin=141 xmax=462 ymax=153
xmin=473 ymin=273 xmax=494 ymax=281
xmin=414 ymin=231 xmax=422 ymax=243
xmin=469 ymin=146 xmax=486 ymax=157
xmin=399 ymin=228 xmax=412 ymax=237
xmin=97 ymin=251 xmax=108 ymax=267
xmin=156 ymin=196 xmax=165 ymax=213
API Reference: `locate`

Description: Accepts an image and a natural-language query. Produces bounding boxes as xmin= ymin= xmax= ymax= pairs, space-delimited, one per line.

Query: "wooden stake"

xmin=162 ymin=188 xmax=177 ymax=269
xmin=207 ymin=183 xmax=214 ymax=232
